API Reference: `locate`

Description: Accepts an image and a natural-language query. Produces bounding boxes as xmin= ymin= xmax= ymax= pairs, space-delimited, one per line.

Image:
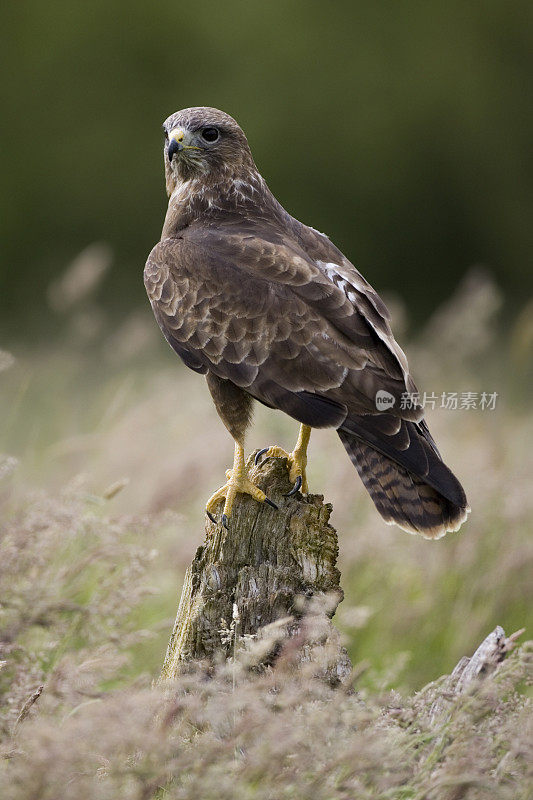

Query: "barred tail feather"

xmin=338 ymin=429 xmax=470 ymax=539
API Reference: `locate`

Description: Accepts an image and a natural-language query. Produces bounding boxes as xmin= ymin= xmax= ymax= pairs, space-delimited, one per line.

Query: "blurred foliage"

xmin=1 ymin=0 xmax=532 ymax=337
xmin=0 ymin=480 xmax=531 ymax=799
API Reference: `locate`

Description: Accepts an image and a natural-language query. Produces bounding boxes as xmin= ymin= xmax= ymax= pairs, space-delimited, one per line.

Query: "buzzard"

xmin=144 ymin=107 xmax=469 ymax=538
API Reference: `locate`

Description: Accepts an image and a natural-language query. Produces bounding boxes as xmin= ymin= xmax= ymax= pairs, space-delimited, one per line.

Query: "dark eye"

xmin=201 ymin=127 xmax=219 ymax=143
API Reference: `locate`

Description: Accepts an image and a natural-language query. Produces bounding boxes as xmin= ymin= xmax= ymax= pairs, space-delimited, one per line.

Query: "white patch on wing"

xmin=321 ymin=262 xmax=369 ymax=293
xmin=318 ymin=261 xmax=411 ymax=380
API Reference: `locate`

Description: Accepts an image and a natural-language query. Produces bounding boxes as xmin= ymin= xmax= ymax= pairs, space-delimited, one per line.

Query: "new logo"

xmin=375 ymin=390 xmax=396 ymax=411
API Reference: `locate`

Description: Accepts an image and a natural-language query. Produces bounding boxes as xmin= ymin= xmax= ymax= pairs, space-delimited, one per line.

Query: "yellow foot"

xmin=205 ymin=468 xmax=278 ymax=529
xmin=255 ymin=444 xmax=309 ymax=495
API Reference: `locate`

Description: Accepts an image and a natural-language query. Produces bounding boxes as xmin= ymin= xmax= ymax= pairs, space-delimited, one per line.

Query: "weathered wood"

xmin=452 ymin=626 xmax=524 ymax=691
xmin=160 ymin=451 xmax=351 ymax=684
xmin=429 ymin=625 xmax=525 ymax=723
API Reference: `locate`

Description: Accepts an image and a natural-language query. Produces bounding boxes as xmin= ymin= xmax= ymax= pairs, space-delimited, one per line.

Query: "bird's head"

xmin=162 ymin=107 xmax=255 ymax=196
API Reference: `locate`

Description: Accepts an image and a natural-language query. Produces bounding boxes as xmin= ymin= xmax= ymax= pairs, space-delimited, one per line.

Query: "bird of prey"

xmin=144 ymin=106 xmax=469 ymax=538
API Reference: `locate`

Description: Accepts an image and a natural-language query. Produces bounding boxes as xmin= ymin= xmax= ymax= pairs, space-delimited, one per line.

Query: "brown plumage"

xmin=144 ymin=106 xmax=469 ymax=538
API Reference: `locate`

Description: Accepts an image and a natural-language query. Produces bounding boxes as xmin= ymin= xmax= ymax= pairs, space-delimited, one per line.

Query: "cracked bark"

xmin=160 ymin=451 xmax=352 ymax=684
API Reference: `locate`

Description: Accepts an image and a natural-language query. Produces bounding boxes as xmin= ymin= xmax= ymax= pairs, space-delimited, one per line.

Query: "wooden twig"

xmin=430 ymin=626 xmax=525 ymax=722
xmin=452 ymin=626 xmax=525 ymax=692
xmin=160 ymin=451 xmax=351 ymax=684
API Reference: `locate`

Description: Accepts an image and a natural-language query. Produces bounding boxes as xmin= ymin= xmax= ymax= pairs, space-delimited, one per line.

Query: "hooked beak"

xmin=167 ymin=127 xmax=201 ymax=162
xmin=167 ymin=128 xmax=185 ymax=162
xmin=167 ymin=138 xmax=182 ymax=161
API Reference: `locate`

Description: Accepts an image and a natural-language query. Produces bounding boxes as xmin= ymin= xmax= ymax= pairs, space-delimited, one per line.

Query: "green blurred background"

xmin=1 ymin=0 xmax=532 ymax=335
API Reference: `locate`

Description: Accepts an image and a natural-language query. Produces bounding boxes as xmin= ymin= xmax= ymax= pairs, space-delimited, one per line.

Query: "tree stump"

xmin=160 ymin=451 xmax=352 ymax=684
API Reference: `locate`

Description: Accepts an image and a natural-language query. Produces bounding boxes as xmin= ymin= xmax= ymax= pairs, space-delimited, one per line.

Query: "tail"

xmin=338 ymin=417 xmax=469 ymax=539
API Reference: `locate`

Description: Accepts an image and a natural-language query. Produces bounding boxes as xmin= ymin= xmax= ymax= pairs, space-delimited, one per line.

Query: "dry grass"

xmin=0 ymin=261 xmax=532 ymax=797
xmin=0 ymin=488 xmax=530 ymax=800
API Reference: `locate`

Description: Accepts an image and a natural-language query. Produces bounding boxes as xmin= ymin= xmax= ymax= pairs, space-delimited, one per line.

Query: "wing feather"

xmin=144 ymin=225 xmax=420 ymax=425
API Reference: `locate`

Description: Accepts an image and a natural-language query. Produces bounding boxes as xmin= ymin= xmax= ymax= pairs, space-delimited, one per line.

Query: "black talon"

xmin=284 ymin=475 xmax=302 ymax=497
xmin=221 ymin=514 xmax=230 ymax=529
xmin=206 ymin=510 xmax=217 ymax=524
xmin=264 ymin=497 xmax=278 ymax=510
xmin=255 ymin=447 xmax=269 ymax=465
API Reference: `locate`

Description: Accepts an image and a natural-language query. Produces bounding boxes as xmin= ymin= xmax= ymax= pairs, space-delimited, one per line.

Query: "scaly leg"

xmin=206 ymin=440 xmax=278 ymax=529
xmin=255 ymin=424 xmax=311 ymax=495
